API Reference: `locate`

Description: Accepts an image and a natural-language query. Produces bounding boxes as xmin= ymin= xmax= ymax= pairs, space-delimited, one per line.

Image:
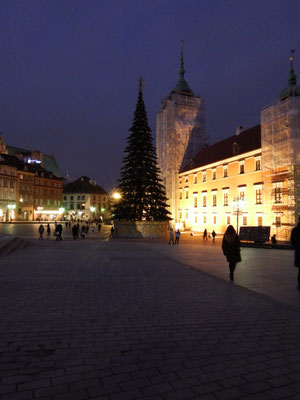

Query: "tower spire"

xmin=280 ymin=49 xmax=300 ymax=100
xmin=180 ymin=40 xmax=185 ymax=78
xmin=173 ymin=41 xmax=194 ymax=96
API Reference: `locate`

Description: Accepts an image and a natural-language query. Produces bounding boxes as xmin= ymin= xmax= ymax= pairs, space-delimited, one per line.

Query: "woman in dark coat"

xmin=222 ymin=225 xmax=241 ymax=281
xmin=290 ymin=217 xmax=300 ymax=289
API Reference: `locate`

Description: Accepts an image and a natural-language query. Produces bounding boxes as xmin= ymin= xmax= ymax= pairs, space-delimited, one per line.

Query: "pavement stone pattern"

xmin=0 ymin=235 xmax=300 ymax=399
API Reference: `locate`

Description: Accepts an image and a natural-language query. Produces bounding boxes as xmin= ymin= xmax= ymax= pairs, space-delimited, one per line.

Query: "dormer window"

xmin=232 ymin=142 xmax=239 ymax=155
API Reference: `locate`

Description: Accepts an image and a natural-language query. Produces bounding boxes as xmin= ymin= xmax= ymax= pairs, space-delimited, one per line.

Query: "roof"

xmin=6 ymin=145 xmax=62 ymax=177
xmin=0 ymin=153 xmax=62 ymax=180
xmin=63 ymin=176 xmax=108 ymax=195
xmin=180 ymin=125 xmax=261 ymax=173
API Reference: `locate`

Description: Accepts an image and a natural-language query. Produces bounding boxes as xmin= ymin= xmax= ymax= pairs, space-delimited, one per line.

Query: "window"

xmin=243 ymin=216 xmax=247 ymax=225
xmin=83 ymin=195 xmax=86 ymax=200
xmin=203 ymin=215 xmax=207 ymax=224
xmin=275 ymin=216 xmax=281 ymax=226
xmin=70 ymin=196 xmax=74 ymax=200
xmin=47 ymin=199 xmax=50 ymax=205
xmin=213 ymin=215 xmax=217 ymax=224
xmin=202 ymin=195 xmax=207 ymax=207
xmin=239 ymin=162 xmax=245 ymax=174
xmin=58 ymin=200 xmax=61 ymax=206
xmin=179 ymin=211 xmax=182 ymax=219
xmin=194 ymin=174 xmax=198 ymax=184
xmin=226 ymin=215 xmax=231 ymax=225
xmin=223 ymin=192 xmax=228 ymax=206
xmin=212 ymin=169 xmax=216 ymax=180
xmin=10 ymin=180 xmax=15 ymax=188
xmin=63 ymin=196 xmax=67 ymax=200
xmin=274 ymin=187 xmax=282 ymax=203
xmin=212 ymin=193 xmax=217 ymax=206
xmin=257 ymin=215 xmax=263 ymax=226
xmin=194 ymin=196 xmax=198 ymax=208
xmin=255 ymin=158 xmax=261 ymax=171
xmin=185 ymin=190 xmax=189 ymax=199
xmin=77 ymin=203 xmax=81 ymax=209
xmin=224 ymin=166 xmax=228 ymax=177
xmin=239 ymin=190 xmax=245 ymax=201
xmin=179 ymin=190 xmax=182 ymax=200
xmin=202 ymin=172 xmax=206 ymax=182
xmin=77 ymin=195 xmax=80 ymax=200
xmin=195 ymin=215 xmax=198 ymax=223
xmin=70 ymin=203 xmax=74 ymax=210
xmin=185 ymin=176 xmax=188 ymax=183
xmin=256 ymin=189 xmax=262 ymax=204
xmin=185 ymin=211 xmax=188 ymax=220
xmin=179 ymin=178 xmax=182 ymax=184
xmin=4 ymin=179 xmax=8 ymax=187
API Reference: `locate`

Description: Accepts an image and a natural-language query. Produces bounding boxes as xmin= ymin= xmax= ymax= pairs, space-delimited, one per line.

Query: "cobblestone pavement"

xmin=0 ymin=239 xmax=300 ymax=400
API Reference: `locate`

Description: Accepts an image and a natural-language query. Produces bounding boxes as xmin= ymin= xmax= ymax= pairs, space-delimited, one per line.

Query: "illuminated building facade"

xmin=177 ymin=57 xmax=300 ymax=240
xmin=63 ymin=176 xmax=109 ymax=221
xmin=0 ymin=137 xmax=63 ymax=221
xmin=156 ymin=44 xmax=208 ymax=224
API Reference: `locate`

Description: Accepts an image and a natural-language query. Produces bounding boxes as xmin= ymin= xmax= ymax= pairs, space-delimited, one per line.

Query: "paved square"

xmin=0 ymin=235 xmax=299 ymax=399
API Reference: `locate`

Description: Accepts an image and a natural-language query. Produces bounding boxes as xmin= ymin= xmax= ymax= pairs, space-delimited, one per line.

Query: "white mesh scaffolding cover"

xmin=261 ymin=97 xmax=300 ymax=239
xmin=156 ymin=93 xmax=208 ymax=222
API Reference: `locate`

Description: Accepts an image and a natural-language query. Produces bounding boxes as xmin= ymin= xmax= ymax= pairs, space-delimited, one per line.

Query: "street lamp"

xmin=232 ymin=196 xmax=245 ymax=235
xmin=112 ymin=192 xmax=121 ymax=200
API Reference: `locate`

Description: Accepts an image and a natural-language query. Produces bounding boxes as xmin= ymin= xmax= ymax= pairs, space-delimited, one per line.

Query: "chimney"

xmin=236 ymin=126 xmax=243 ymax=136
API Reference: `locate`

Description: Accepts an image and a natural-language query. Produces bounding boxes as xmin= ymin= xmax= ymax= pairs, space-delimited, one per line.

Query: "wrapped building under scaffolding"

xmin=261 ymin=56 xmax=300 ymax=240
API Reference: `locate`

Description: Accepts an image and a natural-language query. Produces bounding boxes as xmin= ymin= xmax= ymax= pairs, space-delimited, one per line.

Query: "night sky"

xmin=1 ymin=0 xmax=300 ymax=191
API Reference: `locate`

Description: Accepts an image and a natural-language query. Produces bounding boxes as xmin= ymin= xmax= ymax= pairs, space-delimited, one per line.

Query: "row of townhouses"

xmin=0 ymin=137 xmax=109 ymax=222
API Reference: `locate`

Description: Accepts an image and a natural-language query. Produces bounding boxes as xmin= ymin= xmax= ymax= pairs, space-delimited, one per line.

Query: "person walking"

xmin=47 ymin=223 xmax=51 ymax=236
xmin=98 ymin=223 xmax=102 ymax=232
xmin=168 ymin=227 xmax=175 ymax=245
xmin=290 ymin=216 xmax=300 ymax=289
xmin=110 ymin=226 xmax=114 ymax=238
xmin=81 ymin=225 xmax=86 ymax=239
xmin=175 ymin=229 xmax=181 ymax=245
xmin=38 ymin=224 xmax=44 ymax=240
xmin=212 ymin=230 xmax=216 ymax=242
xmin=222 ymin=225 xmax=241 ymax=281
xmin=55 ymin=223 xmax=63 ymax=241
xmin=72 ymin=224 xmax=78 ymax=240
xmin=203 ymin=228 xmax=208 ymax=240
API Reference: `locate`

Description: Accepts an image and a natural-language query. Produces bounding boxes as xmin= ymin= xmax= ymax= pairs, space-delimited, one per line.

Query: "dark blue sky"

xmin=1 ymin=0 xmax=300 ymax=191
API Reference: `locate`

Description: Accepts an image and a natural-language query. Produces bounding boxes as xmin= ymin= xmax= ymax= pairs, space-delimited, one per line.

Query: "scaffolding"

xmin=261 ymin=97 xmax=300 ymax=240
xmin=156 ymin=92 xmax=208 ymax=224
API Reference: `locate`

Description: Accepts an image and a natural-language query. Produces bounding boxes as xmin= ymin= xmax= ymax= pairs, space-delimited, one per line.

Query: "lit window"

xmin=185 ymin=176 xmax=188 ymax=183
xmin=212 ymin=170 xmax=216 ymax=180
xmin=202 ymin=172 xmax=206 ymax=182
xmin=185 ymin=211 xmax=188 ymax=220
xmin=213 ymin=215 xmax=217 ymax=224
xmin=194 ymin=175 xmax=198 ymax=184
xmin=194 ymin=196 xmax=198 ymax=208
xmin=185 ymin=190 xmax=189 ymax=199
xmin=255 ymin=158 xmax=261 ymax=171
xmin=203 ymin=215 xmax=207 ymax=224
xmin=179 ymin=211 xmax=182 ymax=219
xmin=223 ymin=193 xmax=228 ymax=206
xmin=275 ymin=216 xmax=281 ymax=226
xmin=223 ymin=166 xmax=228 ymax=177
xmin=257 ymin=215 xmax=263 ymax=226
xmin=274 ymin=187 xmax=282 ymax=203
xmin=203 ymin=195 xmax=207 ymax=207
xmin=256 ymin=189 xmax=262 ymax=204
xmin=212 ymin=194 xmax=217 ymax=206
xmin=227 ymin=215 xmax=230 ymax=225
xmin=195 ymin=215 xmax=198 ymax=223
xmin=239 ymin=163 xmax=245 ymax=174
xmin=239 ymin=191 xmax=245 ymax=201
xmin=243 ymin=216 xmax=247 ymax=225
xmin=179 ymin=190 xmax=182 ymax=200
